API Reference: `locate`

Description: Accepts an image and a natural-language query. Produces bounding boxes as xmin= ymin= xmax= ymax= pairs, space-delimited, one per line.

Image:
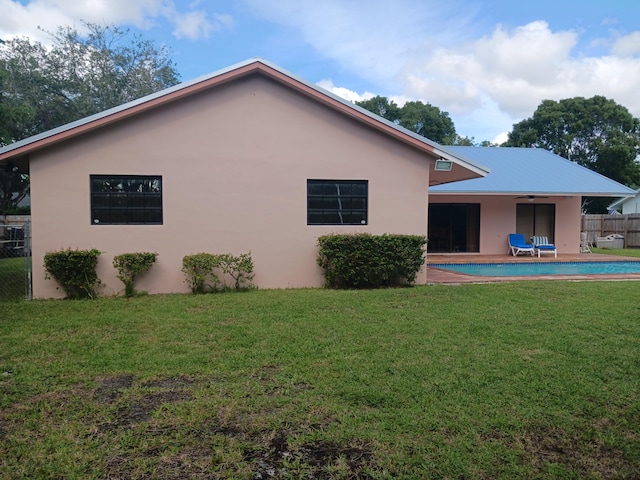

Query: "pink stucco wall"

xmin=428 ymin=194 xmax=583 ymax=255
xmin=29 ymin=74 xmax=436 ymax=298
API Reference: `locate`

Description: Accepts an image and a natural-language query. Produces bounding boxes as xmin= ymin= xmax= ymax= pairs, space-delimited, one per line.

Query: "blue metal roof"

xmin=431 ymin=146 xmax=636 ymax=197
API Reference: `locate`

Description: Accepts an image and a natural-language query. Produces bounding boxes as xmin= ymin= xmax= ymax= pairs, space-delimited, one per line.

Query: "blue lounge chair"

xmin=508 ymin=233 xmax=535 ymax=256
xmin=531 ymin=235 xmax=557 ymax=258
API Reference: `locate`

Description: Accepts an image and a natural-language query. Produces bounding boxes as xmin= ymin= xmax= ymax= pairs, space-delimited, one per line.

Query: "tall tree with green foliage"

xmin=356 ymin=95 xmax=401 ymax=123
xmin=0 ymin=22 xmax=181 ymax=216
xmin=357 ymin=95 xmax=462 ymax=145
xmin=505 ymin=96 xmax=640 ymax=211
xmin=0 ymin=22 xmax=180 ymax=144
xmin=0 ymin=162 xmax=29 ymax=217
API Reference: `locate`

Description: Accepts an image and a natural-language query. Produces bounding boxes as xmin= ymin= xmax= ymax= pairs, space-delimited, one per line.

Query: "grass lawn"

xmin=592 ymin=247 xmax=640 ymax=257
xmin=1 ymin=283 xmax=640 ymax=478
xmin=0 ymin=256 xmax=28 ymax=301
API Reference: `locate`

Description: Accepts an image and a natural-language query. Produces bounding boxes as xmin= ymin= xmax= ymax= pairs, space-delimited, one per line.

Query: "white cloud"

xmin=169 ymin=8 xmax=233 ymax=40
xmin=611 ymin=31 xmax=640 ymax=56
xmin=261 ymin=4 xmax=640 ymax=141
xmin=413 ymin=21 xmax=640 ymax=139
xmin=0 ymin=0 xmax=229 ymax=42
xmin=243 ymin=0 xmax=475 ymax=86
xmin=171 ymin=10 xmax=212 ymax=40
xmin=316 ymin=79 xmax=374 ymax=103
xmin=403 ymin=21 xmax=584 ymax=119
xmin=492 ymin=132 xmax=509 ymax=145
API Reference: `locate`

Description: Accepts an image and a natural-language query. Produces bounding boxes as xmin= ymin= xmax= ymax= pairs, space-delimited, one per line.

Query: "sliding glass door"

xmin=428 ymin=204 xmax=480 ymax=253
xmin=516 ymin=204 xmax=555 ymax=242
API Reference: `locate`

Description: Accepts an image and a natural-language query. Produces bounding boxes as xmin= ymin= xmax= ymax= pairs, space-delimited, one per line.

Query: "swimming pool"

xmin=429 ymin=261 xmax=640 ymax=277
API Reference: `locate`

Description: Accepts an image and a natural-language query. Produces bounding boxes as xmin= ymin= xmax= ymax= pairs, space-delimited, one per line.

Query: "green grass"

xmin=2 ymin=283 xmax=640 ymax=478
xmin=592 ymin=247 xmax=640 ymax=257
xmin=0 ymin=256 xmax=28 ymax=300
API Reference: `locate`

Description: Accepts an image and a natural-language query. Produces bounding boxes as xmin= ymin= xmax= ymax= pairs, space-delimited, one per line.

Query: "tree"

xmin=0 ymin=162 xmax=29 ymax=217
xmin=357 ymin=96 xmax=457 ymax=145
xmin=356 ymin=95 xmax=400 ymax=123
xmin=0 ymin=22 xmax=181 ymax=215
xmin=398 ymin=100 xmax=457 ymax=144
xmin=505 ymin=96 xmax=640 ymax=212
xmin=0 ymin=23 xmax=180 ymax=145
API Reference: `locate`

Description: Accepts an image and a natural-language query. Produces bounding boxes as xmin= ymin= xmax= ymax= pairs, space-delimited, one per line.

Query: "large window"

xmin=428 ymin=204 xmax=480 ymax=253
xmin=91 ymin=175 xmax=163 ymax=225
xmin=307 ymin=180 xmax=368 ymax=225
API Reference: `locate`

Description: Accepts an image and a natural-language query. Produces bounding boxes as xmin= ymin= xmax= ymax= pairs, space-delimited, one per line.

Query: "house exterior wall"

xmin=428 ymin=195 xmax=582 ymax=254
xmin=29 ymin=75 xmax=434 ymax=298
xmin=621 ymin=195 xmax=640 ymax=214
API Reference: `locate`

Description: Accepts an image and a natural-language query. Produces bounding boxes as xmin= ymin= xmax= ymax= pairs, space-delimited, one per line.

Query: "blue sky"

xmin=2 ymin=0 xmax=639 ymax=143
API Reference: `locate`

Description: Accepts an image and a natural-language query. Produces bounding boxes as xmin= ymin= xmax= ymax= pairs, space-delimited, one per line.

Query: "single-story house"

xmin=0 ymin=59 xmax=634 ymax=297
xmin=608 ymin=188 xmax=640 ymax=214
xmin=0 ymin=58 xmax=489 ymax=298
xmin=428 ymin=146 xmax=635 ymax=254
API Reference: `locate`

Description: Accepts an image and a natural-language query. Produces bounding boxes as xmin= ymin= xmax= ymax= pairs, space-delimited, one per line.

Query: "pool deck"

xmin=426 ymin=252 xmax=640 ymax=284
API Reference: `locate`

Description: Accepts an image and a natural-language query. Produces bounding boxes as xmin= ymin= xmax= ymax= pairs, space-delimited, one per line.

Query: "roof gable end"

xmin=0 ymin=58 xmax=489 ymax=180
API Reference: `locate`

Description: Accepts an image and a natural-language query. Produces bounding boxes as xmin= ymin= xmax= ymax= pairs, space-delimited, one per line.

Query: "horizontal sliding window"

xmin=307 ymin=179 xmax=368 ymax=225
xmin=91 ymin=175 xmax=162 ymax=225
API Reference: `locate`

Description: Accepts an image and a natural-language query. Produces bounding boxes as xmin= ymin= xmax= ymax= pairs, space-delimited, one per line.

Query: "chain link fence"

xmin=0 ymin=220 xmax=32 ymax=300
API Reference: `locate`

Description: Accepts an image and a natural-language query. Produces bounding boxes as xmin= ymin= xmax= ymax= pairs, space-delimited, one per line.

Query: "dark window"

xmin=91 ymin=175 xmax=162 ymax=225
xmin=428 ymin=204 xmax=480 ymax=253
xmin=307 ymin=180 xmax=368 ymax=225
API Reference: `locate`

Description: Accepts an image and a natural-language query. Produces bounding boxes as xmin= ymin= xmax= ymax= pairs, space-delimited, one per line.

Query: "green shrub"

xmin=182 ymin=252 xmax=255 ymax=293
xmin=112 ymin=252 xmax=158 ymax=297
xmin=44 ymin=248 xmax=101 ymax=299
xmin=182 ymin=253 xmax=218 ymax=294
xmin=212 ymin=252 xmax=255 ymax=290
xmin=317 ymin=233 xmax=427 ymax=289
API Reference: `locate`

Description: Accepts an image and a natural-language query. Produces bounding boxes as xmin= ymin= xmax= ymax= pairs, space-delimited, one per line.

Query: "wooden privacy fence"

xmin=581 ymin=214 xmax=640 ymax=248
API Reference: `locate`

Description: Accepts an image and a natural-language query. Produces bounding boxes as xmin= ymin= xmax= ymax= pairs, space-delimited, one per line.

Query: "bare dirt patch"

xmin=3 ymin=373 xmax=378 ymax=478
xmin=244 ymin=430 xmax=376 ymax=480
xmin=94 ymin=374 xmax=135 ymax=403
xmin=94 ymin=375 xmax=377 ymax=478
xmin=97 ymin=376 xmax=195 ymax=430
xmin=518 ymin=424 xmax=640 ymax=479
xmin=114 ymin=390 xmax=194 ymax=426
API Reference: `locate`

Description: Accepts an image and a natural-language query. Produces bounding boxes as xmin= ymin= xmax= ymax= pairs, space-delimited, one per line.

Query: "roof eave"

xmin=430 ymin=191 xmax=636 ymax=197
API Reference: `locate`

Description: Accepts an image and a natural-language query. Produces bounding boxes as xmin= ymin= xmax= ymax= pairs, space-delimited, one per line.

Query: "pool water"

xmin=430 ymin=261 xmax=640 ymax=277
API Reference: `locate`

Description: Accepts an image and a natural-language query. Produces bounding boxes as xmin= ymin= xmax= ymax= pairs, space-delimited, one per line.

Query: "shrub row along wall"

xmin=44 ymin=249 xmax=254 ymax=299
xmin=43 ymin=234 xmax=424 ymax=299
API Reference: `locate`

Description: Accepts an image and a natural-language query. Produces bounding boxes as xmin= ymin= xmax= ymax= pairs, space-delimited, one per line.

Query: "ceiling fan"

xmin=516 ymin=195 xmax=549 ymax=201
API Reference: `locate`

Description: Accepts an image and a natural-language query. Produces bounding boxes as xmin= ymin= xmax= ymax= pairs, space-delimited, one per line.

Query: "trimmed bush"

xmin=182 ymin=252 xmax=255 ymax=293
xmin=182 ymin=253 xmax=218 ymax=294
xmin=212 ymin=252 xmax=255 ymax=290
xmin=112 ymin=252 xmax=158 ymax=297
xmin=44 ymin=248 xmax=102 ymax=299
xmin=317 ymin=233 xmax=427 ymax=289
